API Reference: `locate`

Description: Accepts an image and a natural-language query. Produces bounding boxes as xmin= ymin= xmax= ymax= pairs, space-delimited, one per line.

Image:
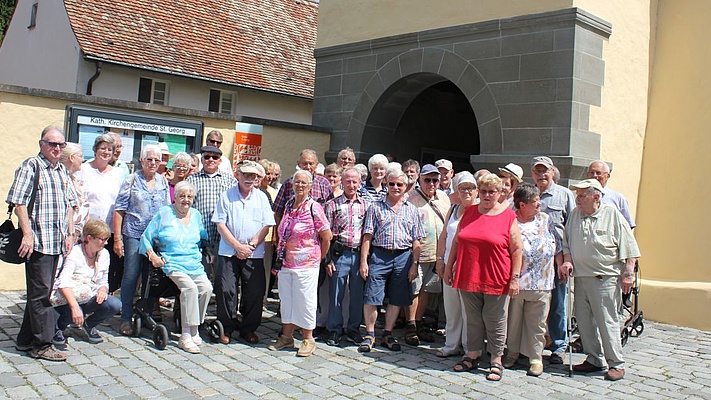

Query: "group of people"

xmin=7 ymin=125 xmax=640 ymax=384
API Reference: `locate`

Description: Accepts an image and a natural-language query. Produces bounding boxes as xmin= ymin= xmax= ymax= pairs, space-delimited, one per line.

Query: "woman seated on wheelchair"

xmin=52 ymin=218 xmax=121 ymax=345
xmin=140 ymin=181 xmax=213 ymax=354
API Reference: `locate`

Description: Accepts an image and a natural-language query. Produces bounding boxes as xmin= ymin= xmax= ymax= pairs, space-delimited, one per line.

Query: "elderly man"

xmin=560 ymin=179 xmax=640 ymax=381
xmin=405 ymin=164 xmax=450 ymax=345
xmin=213 ymin=161 xmax=275 ymax=344
xmin=435 ymin=159 xmax=455 ymax=195
xmin=586 ymin=160 xmax=635 ymax=229
xmin=531 ymin=156 xmax=575 ymax=364
xmin=187 ymin=145 xmax=237 ymax=280
xmin=199 ymin=130 xmax=234 ymax=175
xmin=273 ymin=149 xmax=333 ymax=222
xmin=337 ymin=147 xmax=356 ymax=168
xmin=8 ymin=126 xmax=78 ymax=361
xmin=359 ymin=169 xmax=424 ymax=353
xmin=107 ymin=132 xmax=130 ymax=178
xmin=324 ymin=167 xmax=371 ymax=346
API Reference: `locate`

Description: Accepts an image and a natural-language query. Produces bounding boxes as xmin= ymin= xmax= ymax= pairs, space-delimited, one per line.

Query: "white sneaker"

xmin=192 ymin=335 xmax=203 ymax=346
xmin=178 ymin=337 xmax=200 ymax=354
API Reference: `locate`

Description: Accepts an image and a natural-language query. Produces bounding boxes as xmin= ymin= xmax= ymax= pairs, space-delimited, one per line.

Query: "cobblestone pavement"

xmin=1 ymin=290 xmax=710 ymax=399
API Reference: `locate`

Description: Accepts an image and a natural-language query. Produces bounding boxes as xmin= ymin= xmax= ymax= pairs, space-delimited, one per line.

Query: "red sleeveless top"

xmin=453 ymin=206 xmax=516 ymax=295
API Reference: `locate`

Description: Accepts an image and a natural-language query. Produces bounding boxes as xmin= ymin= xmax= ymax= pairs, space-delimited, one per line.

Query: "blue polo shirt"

xmin=212 ymin=185 xmax=275 ymax=258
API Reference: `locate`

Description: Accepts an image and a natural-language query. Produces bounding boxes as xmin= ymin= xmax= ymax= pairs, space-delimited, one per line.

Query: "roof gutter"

xmin=85 ymin=60 xmax=103 ymax=95
xmin=83 ymin=55 xmax=313 ymax=100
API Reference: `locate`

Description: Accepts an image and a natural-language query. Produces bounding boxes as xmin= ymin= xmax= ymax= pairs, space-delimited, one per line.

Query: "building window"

xmin=138 ymin=77 xmax=170 ymax=105
xmin=28 ymin=3 xmax=38 ymax=29
xmin=208 ymin=89 xmax=235 ymax=114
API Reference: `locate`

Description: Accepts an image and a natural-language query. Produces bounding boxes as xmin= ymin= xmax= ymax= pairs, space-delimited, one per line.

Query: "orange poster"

xmin=232 ymin=122 xmax=263 ymax=169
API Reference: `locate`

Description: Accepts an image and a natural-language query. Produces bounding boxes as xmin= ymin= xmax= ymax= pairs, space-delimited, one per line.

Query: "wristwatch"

xmin=512 ymin=273 xmax=521 ymax=279
xmin=248 ymin=241 xmax=256 ymax=247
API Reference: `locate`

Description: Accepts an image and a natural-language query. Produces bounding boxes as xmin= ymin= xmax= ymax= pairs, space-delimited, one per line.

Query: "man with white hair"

xmin=586 ymin=160 xmax=635 ymax=229
xmin=560 ymin=178 xmax=640 ymax=381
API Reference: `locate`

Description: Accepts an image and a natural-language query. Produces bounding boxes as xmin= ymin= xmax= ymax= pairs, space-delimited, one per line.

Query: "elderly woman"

xmin=189 ymin=153 xmax=200 ymax=176
xmin=140 ymin=181 xmax=213 ymax=353
xmin=268 ymin=170 xmax=332 ymax=357
xmin=324 ymin=163 xmax=343 ymax=198
xmin=51 ymin=219 xmax=121 ymax=345
xmin=503 ymin=183 xmax=561 ymax=376
xmin=496 ymin=163 xmax=523 ymax=209
xmin=75 ymin=134 xmax=125 ymax=292
xmin=168 ymin=152 xmax=193 ymax=203
xmin=59 ymin=143 xmax=90 ymax=237
xmin=437 ymin=171 xmax=477 ymax=358
xmin=364 ymin=154 xmax=388 ymax=201
xmin=447 ymin=173 xmax=522 ymax=381
xmin=113 ymin=144 xmax=170 ymax=336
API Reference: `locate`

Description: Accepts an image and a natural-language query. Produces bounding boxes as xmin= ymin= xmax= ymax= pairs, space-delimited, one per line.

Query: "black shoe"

xmin=52 ymin=329 xmax=67 ymax=346
xmin=313 ymin=326 xmax=327 ymax=342
xmin=326 ymin=331 xmax=341 ymax=347
xmin=346 ymin=330 xmax=364 ymax=345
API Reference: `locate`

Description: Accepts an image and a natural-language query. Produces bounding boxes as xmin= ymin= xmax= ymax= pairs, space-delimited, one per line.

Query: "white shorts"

xmin=278 ymin=267 xmax=319 ymax=330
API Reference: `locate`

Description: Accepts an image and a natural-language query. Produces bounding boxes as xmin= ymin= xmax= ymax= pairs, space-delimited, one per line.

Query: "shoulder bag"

xmin=0 ymin=161 xmax=40 ymax=264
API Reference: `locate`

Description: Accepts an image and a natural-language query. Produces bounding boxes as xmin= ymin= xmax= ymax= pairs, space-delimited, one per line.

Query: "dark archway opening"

xmin=361 ymin=76 xmax=479 ymax=173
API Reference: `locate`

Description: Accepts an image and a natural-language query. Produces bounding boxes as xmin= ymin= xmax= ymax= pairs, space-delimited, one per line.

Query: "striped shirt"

xmin=273 ymin=174 xmax=333 ymax=219
xmin=186 ymin=170 xmax=237 ymax=244
xmin=363 ymin=197 xmax=424 ymax=250
xmin=324 ymin=193 xmax=370 ymax=248
xmin=6 ymin=154 xmax=78 ymax=255
xmin=115 ymin=171 xmax=170 ymax=239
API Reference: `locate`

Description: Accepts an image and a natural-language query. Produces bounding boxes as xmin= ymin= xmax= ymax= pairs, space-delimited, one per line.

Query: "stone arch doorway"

xmin=349 ymin=48 xmax=499 ymax=171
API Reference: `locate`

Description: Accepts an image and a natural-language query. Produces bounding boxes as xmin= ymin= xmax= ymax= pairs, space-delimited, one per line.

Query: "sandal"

xmin=486 ymin=363 xmax=504 ymax=381
xmin=453 ymin=356 xmax=479 ymax=372
xmin=119 ymin=321 xmax=134 ymax=336
xmin=404 ymin=325 xmax=420 ymax=346
xmin=358 ymin=335 xmax=375 ymax=353
xmin=380 ymin=335 xmax=401 ymax=351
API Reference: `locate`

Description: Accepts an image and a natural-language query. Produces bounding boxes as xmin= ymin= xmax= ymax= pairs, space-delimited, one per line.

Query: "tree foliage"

xmin=0 ymin=0 xmax=17 ymax=45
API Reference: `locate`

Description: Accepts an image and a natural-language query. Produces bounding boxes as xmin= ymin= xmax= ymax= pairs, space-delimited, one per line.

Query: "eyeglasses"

xmin=95 ymin=236 xmax=110 ymax=243
xmin=340 ymin=157 xmax=355 ymax=162
xmin=207 ymin=139 xmax=222 ymax=145
xmin=203 ymin=154 xmax=220 ymax=160
xmin=480 ymin=189 xmax=499 ymax=196
xmin=173 ymin=164 xmax=189 ymax=171
xmin=532 ymin=168 xmax=550 ymax=175
xmin=458 ymin=187 xmax=476 ymax=192
xmin=41 ymin=140 xmax=67 ymax=149
xmin=293 ymin=181 xmax=310 ymax=186
xmin=145 ymin=158 xmax=160 ymax=164
xmin=423 ymin=177 xmax=440 ymax=184
xmin=388 ymin=182 xmax=405 ymax=187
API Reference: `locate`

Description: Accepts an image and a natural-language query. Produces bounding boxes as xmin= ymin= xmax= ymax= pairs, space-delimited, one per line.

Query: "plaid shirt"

xmin=6 ymin=154 xmax=78 ymax=255
xmin=363 ymin=197 xmax=424 ymax=250
xmin=324 ymin=193 xmax=370 ymax=248
xmin=187 ymin=170 xmax=237 ymax=244
xmin=273 ymin=174 xmax=333 ymax=219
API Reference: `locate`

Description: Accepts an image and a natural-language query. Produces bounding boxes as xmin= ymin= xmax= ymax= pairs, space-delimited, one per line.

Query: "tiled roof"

xmin=64 ymin=0 xmax=318 ymax=98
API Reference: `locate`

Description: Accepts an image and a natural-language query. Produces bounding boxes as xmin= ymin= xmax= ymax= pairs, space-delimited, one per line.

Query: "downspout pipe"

xmin=86 ymin=61 xmax=103 ymax=95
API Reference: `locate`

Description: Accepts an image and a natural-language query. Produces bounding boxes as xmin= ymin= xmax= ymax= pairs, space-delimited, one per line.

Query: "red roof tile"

xmin=64 ymin=0 xmax=318 ymax=98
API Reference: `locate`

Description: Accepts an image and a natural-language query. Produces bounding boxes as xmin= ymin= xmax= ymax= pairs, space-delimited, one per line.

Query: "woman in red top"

xmin=446 ymin=173 xmax=522 ymax=381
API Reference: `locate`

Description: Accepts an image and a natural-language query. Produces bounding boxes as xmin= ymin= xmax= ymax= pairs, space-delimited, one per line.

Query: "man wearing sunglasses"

xmin=198 ymin=130 xmax=233 ymax=176
xmin=187 ymin=145 xmax=237 ymax=281
xmin=7 ymin=126 xmax=79 ymax=361
xmin=359 ymin=169 xmax=424 ymax=353
xmin=405 ymin=164 xmax=451 ymax=346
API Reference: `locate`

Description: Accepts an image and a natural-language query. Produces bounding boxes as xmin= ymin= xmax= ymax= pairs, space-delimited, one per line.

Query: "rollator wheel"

xmin=207 ymin=320 xmax=224 ymax=343
xmin=153 ymin=324 xmax=169 ymax=350
xmin=632 ymin=321 xmax=644 ymax=337
xmin=132 ymin=314 xmax=142 ymax=337
xmin=621 ymin=328 xmax=629 ymax=347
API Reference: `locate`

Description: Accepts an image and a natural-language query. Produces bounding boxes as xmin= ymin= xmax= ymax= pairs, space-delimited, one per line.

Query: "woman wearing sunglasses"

xmin=113 ymin=144 xmax=170 ymax=336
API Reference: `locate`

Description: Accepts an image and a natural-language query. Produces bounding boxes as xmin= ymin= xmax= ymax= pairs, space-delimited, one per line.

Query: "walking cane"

xmin=566 ymin=267 xmax=574 ymax=377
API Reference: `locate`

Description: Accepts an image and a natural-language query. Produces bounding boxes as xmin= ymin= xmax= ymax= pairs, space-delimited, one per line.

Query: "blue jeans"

xmin=120 ymin=236 xmax=148 ymax=322
xmin=327 ymin=249 xmax=364 ymax=333
xmin=547 ymin=269 xmax=567 ymax=354
xmin=56 ymin=295 xmax=122 ymax=330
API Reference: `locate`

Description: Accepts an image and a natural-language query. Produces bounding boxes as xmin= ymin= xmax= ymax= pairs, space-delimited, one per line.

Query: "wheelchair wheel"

xmin=207 ymin=320 xmax=224 ymax=343
xmin=153 ymin=324 xmax=169 ymax=350
xmin=131 ymin=314 xmax=142 ymax=337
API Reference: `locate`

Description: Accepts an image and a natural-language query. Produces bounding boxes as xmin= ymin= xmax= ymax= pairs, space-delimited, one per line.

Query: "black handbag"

xmin=0 ymin=161 xmax=40 ymax=264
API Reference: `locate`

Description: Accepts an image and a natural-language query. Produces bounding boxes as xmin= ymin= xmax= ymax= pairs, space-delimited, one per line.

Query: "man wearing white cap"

xmin=530 ymin=156 xmax=575 ymax=364
xmin=586 ymin=161 xmax=635 ymax=229
xmin=559 ymin=179 xmax=640 ymax=381
xmin=213 ymin=160 xmax=275 ymax=344
xmin=435 ymin=159 xmax=455 ymax=195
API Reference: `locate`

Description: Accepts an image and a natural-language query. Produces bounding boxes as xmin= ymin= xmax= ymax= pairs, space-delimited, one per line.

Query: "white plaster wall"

xmin=90 ymin=64 xmax=313 ymax=125
xmin=0 ymin=0 xmax=82 ymax=92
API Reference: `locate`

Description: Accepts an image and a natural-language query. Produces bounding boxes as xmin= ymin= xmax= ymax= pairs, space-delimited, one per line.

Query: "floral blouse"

xmin=517 ymin=212 xmax=561 ymax=291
